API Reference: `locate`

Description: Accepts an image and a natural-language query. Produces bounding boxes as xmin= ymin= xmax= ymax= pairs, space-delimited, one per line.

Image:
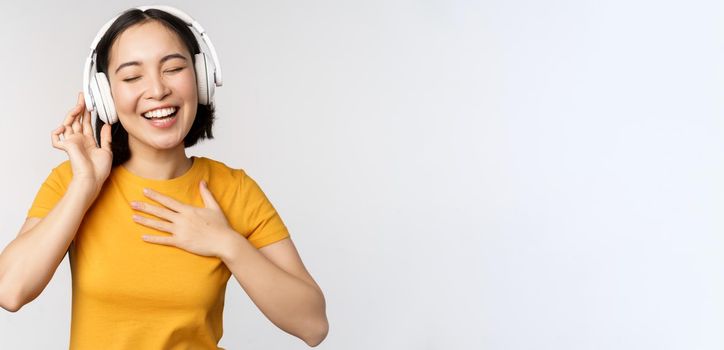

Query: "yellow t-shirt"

xmin=27 ymin=156 xmax=290 ymax=349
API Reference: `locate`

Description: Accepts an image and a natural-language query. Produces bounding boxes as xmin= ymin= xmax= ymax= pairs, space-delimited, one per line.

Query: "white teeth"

xmin=143 ymin=107 xmax=178 ymax=119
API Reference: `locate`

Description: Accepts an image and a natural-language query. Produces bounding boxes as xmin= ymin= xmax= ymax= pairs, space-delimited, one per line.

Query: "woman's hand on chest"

xmin=130 ymin=180 xmax=238 ymax=257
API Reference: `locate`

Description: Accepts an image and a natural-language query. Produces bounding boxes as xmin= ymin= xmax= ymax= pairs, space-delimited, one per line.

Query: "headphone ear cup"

xmin=89 ymin=73 xmax=108 ymax=123
xmin=92 ymin=73 xmax=118 ymax=124
xmin=194 ymin=53 xmax=213 ymax=106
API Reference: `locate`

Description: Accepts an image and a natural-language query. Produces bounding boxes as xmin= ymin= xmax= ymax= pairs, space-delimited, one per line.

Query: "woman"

xmin=0 ymin=6 xmax=328 ymax=349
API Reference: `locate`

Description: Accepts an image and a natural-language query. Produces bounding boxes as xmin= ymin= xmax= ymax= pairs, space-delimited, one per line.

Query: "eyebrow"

xmin=114 ymin=53 xmax=187 ymax=74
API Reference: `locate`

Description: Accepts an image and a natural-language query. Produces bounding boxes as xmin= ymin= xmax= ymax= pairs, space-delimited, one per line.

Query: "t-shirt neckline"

xmin=115 ymin=156 xmax=202 ymax=189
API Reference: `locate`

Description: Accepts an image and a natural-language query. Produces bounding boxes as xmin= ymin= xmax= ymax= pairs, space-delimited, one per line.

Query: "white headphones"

xmin=82 ymin=5 xmax=223 ymax=124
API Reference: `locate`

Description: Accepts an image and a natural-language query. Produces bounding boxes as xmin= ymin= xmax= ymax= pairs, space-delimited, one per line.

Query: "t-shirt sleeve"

xmin=238 ymin=171 xmax=290 ymax=249
xmin=27 ymin=161 xmax=73 ymax=219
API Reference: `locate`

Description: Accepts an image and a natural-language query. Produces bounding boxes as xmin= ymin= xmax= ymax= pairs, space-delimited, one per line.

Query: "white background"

xmin=0 ymin=0 xmax=722 ymax=349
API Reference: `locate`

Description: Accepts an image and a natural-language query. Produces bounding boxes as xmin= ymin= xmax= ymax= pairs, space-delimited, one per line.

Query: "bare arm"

xmin=0 ymin=92 xmax=112 ymax=312
xmin=0 ymin=181 xmax=96 ymax=312
xmin=220 ymin=236 xmax=329 ymax=347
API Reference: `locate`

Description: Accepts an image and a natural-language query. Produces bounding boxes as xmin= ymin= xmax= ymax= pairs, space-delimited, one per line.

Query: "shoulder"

xmin=194 ymin=157 xmax=271 ymax=196
xmin=195 ymin=156 xmax=249 ymax=184
xmin=47 ymin=159 xmax=73 ymax=185
xmin=32 ymin=160 xmax=73 ymax=201
xmin=53 ymin=159 xmax=72 ymax=174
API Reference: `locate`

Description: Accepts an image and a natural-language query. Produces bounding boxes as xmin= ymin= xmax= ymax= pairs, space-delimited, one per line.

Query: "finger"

xmin=63 ymin=103 xmax=83 ymax=127
xmin=63 ymin=93 xmax=85 ymax=126
xmin=141 ymin=234 xmax=175 ymax=247
xmin=131 ymin=201 xmax=177 ymax=221
xmin=62 ymin=94 xmax=85 ymax=135
xmin=62 ymin=108 xmax=82 ymax=140
xmin=51 ymin=126 xmax=65 ymax=150
xmin=100 ymin=123 xmax=112 ymax=151
xmin=143 ymin=188 xmax=186 ymax=212
xmin=132 ymin=214 xmax=173 ymax=232
xmin=63 ymin=109 xmax=79 ymax=139
xmin=63 ymin=123 xmax=75 ymax=139
xmin=199 ymin=180 xmax=221 ymax=210
xmin=82 ymin=107 xmax=93 ymax=137
xmin=72 ymin=114 xmax=82 ymax=134
xmin=73 ymin=95 xmax=85 ymax=133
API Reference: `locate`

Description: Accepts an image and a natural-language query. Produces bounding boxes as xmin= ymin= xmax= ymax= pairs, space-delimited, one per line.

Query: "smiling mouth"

xmin=141 ymin=108 xmax=179 ymax=120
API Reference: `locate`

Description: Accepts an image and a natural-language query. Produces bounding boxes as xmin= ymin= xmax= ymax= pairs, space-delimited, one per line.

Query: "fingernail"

xmin=130 ymin=201 xmax=139 ymax=209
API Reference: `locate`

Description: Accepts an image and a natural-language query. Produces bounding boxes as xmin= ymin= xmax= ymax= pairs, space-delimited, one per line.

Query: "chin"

xmin=152 ymin=138 xmax=186 ymax=150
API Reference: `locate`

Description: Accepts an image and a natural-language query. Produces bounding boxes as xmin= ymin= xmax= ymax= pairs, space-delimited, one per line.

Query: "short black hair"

xmin=93 ymin=8 xmax=215 ymax=167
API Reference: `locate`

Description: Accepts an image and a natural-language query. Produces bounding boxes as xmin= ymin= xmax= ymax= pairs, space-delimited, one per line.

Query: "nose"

xmin=145 ymin=72 xmax=171 ymax=101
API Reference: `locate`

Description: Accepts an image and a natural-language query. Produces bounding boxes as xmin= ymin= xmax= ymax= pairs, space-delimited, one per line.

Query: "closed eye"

xmin=122 ymin=67 xmax=183 ymax=82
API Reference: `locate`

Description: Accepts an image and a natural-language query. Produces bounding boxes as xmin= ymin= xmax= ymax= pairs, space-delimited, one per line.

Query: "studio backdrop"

xmin=0 ymin=0 xmax=721 ymax=349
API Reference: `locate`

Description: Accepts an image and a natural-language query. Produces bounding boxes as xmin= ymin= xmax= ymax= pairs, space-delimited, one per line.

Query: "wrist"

xmin=217 ymin=229 xmax=251 ymax=263
xmin=67 ymin=180 xmax=100 ymax=205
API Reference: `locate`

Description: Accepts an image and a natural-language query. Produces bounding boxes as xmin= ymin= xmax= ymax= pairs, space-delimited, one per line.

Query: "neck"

xmin=122 ymin=143 xmax=193 ymax=180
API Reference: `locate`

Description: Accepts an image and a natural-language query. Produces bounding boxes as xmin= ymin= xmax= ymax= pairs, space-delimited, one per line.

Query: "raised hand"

xmin=51 ymin=92 xmax=113 ymax=197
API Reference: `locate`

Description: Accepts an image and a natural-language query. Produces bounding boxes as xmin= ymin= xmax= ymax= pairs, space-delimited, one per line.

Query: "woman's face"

xmin=107 ymin=20 xmax=198 ymax=153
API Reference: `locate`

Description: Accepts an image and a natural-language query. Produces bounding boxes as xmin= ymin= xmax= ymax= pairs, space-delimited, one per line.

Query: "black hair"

xmin=93 ymin=8 xmax=215 ymax=167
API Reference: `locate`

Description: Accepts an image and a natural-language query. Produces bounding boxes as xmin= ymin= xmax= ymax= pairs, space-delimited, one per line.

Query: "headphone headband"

xmin=83 ymin=5 xmax=223 ymax=114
